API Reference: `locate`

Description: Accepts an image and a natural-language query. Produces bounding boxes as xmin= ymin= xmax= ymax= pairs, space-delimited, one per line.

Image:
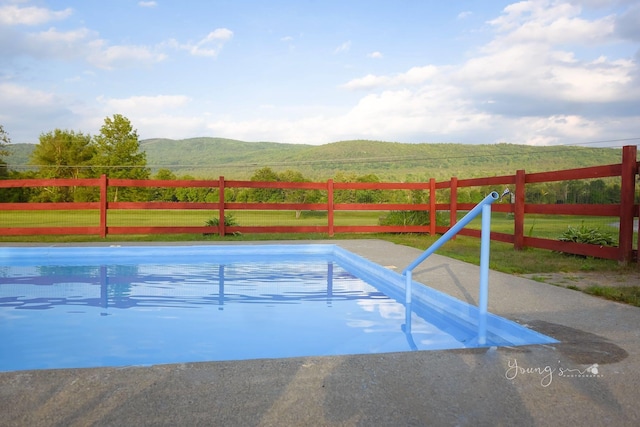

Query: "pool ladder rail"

xmin=402 ymin=190 xmax=505 ymax=345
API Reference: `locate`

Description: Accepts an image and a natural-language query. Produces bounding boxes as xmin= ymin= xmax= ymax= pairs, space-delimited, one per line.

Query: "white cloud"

xmin=487 ymin=0 xmax=616 ymax=45
xmin=1 ymin=7 xmax=218 ymax=68
xmin=0 ymin=82 xmax=78 ymax=142
xmin=456 ymin=43 xmax=638 ymax=105
xmin=454 ymin=1 xmax=639 ymax=107
xmin=0 ymin=82 xmax=57 ymax=109
xmin=88 ymin=43 xmax=167 ymax=69
xmin=138 ymin=1 xmax=158 ymax=8
xmin=457 ymin=11 xmax=472 ymax=20
xmin=334 ymin=40 xmax=351 ymax=54
xmin=507 ymin=114 xmax=604 ymax=145
xmin=82 ymin=95 xmax=205 ymax=141
xmin=97 ymin=95 xmax=191 ymax=115
xmin=135 ymin=115 xmax=209 ymax=140
xmin=337 ymin=85 xmax=493 ymax=140
xmin=168 ymin=28 xmax=233 ymax=57
xmin=2 ymin=0 xmax=638 ymax=147
xmin=330 ymin=0 xmax=640 ymax=145
xmin=3 ymin=25 xmax=166 ymax=69
xmin=0 ymin=4 xmax=72 ymax=26
xmin=342 ymin=66 xmax=439 ymax=90
xmin=342 ymin=74 xmax=388 ymax=90
xmin=19 ymin=27 xmax=98 ymax=61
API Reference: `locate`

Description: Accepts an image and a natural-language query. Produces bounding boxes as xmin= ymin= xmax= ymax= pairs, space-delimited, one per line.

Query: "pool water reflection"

xmin=0 ymin=245 xmax=557 ymax=371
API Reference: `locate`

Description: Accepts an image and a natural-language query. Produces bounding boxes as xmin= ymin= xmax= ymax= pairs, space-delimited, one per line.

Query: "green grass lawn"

xmin=463 ymin=212 xmax=624 ymax=241
xmin=1 ymin=209 xmax=636 ymax=273
xmin=1 ymin=209 xmax=626 ymax=235
xmin=0 ymin=209 xmax=385 ymax=227
xmin=0 ymin=208 xmax=631 ymax=273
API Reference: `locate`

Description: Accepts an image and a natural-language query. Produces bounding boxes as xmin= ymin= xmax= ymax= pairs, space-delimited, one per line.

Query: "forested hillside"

xmin=4 ymin=137 xmax=626 ymax=181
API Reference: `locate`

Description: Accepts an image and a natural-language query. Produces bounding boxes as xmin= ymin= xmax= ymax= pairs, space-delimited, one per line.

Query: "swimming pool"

xmin=0 ymin=244 xmax=556 ymax=372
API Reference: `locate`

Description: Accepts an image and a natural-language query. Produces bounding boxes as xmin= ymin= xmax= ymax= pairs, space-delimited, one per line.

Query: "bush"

xmin=558 ymin=224 xmax=615 ymax=246
xmin=205 ymin=214 xmax=238 ymax=227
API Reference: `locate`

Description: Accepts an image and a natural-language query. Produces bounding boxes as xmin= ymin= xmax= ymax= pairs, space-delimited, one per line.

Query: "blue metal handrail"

xmin=402 ymin=190 xmax=501 ymax=345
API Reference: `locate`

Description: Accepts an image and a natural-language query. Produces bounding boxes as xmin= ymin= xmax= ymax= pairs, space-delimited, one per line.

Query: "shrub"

xmin=558 ymin=223 xmax=615 ymax=246
xmin=205 ymin=214 xmax=238 ymax=228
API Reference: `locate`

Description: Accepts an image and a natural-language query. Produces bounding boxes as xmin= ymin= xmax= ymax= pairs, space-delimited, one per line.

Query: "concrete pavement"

xmin=1 ymin=239 xmax=639 ymax=426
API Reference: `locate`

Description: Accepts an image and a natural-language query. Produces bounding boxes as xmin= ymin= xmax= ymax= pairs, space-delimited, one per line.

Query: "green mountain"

xmin=4 ymin=137 xmax=627 ymax=181
xmin=3 ymin=143 xmax=33 ymax=169
xmin=139 ymin=137 xmax=310 ymax=178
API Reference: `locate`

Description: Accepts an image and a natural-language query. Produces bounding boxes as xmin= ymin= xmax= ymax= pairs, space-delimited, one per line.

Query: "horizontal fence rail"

xmin=1 ymin=146 xmax=638 ymax=263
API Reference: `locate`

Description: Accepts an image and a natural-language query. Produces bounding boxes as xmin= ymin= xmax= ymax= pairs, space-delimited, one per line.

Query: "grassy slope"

xmin=4 ymin=138 xmax=625 ymax=180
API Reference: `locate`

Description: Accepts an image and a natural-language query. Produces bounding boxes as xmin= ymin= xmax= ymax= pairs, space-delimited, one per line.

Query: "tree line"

xmin=0 ymin=117 xmax=624 ymax=206
xmin=1 ymin=115 xmax=148 ymax=203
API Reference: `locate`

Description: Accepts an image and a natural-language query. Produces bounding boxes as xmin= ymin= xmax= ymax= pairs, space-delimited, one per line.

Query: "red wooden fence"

xmin=1 ymin=145 xmax=638 ymax=263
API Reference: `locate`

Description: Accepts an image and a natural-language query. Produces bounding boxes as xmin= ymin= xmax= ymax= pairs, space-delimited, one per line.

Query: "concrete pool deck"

xmin=1 ymin=239 xmax=639 ymax=426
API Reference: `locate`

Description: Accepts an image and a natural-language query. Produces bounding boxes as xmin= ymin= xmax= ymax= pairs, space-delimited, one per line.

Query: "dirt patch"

xmin=520 ymin=270 xmax=640 ymax=290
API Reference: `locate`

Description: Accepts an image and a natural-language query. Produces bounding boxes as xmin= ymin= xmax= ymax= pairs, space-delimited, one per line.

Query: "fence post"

xmin=429 ymin=178 xmax=436 ymax=236
xmin=637 ymin=203 xmax=640 ymax=266
xmin=619 ymin=145 xmax=638 ymax=264
xmin=514 ymin=169 xmax=526 ymax=250
xmin=219 ymin=176 xmax=225 ymax=237
xmin=327 ymin=179 xmax=334 ymax=237
xmin=449 ymin=177 xmax=457 ymax=239
xmin=99 ymin=174 xmax=108 ymax=238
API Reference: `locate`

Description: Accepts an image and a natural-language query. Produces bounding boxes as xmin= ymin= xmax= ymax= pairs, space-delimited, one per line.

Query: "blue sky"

xmin=1 ymin=0 xmax=639 ymax=147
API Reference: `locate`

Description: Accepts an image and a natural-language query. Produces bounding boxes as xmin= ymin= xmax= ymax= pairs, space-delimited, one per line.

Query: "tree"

xmin=0 ymin=124 xmax=10 ymax=179
xmin=92 ymin=114 xmax=149 ymax=201
xmin=151 ymin=168 xmax=178 ymax=201
xmin=0 ymin=124 xmax=9 ymax=156
xmin=588 ymin=179 xmax=606 ymax=204
xmin=333 ymin=171 xmax=358 ymax=203
xmin=278 ymin=169 xmax=322 ymax=218
xmin=355 ymin=173 xmax=382 ymax=203
xmin=249 ymin=167 xmax=283 ymax=202
xmin=29 ymin=129 xmax=95 ymax=201
xmin=173 ymin=173 xmax=215 ymax=202
xmin=31 ymin=129 xmax=95 ymax=179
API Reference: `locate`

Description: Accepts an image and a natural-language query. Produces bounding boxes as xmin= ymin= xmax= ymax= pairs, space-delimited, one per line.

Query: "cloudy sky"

xmin=1 ymin=0 xmax=639 ymax=147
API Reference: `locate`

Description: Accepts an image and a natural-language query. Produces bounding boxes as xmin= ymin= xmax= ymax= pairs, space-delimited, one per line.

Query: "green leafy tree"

xmin=278 ymin=169 xmax=322 ymax=218
xmin=2 ymin=170 xmax=38 ymax=202
xmin=605 ymin=182 xmax=621 ymax=204
xmin=151 ymin=168 xmax=178 ymax=201
xmin=355 ymin=173 xmax=382 ymax=203
xmin=0 ymin=124 xmax=9 ymax=155
xmin=0 ymin=124 xmax=10 ymax=179
xmin=333 ymin=171 xmax=358 ymax=203
xmin=92 ymin=114 xmax=150 ymax=201
xmin=249 ymin=167 xmax=283 ymax=202
xmin=173 ymin=173 xmax=215 ymax=202
xmin=588 ymin=179 xmax=606 ymax=204
xmin=29 ymin=129 xmax=95 ymax=201
xmin=31 ymin=129 xmax=95 ymax=179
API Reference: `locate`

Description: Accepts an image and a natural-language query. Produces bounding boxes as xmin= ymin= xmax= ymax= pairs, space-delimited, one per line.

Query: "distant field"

xmin=1 ymin=210 xmax=632 ymax=247
xmin=463 ymin=213 xmax=625 ymax=242
xmin=0 ymin=210 xmax=383 ymax=228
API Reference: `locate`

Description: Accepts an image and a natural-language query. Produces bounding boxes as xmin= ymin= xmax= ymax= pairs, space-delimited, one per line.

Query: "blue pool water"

xmin=0 ymin=244 xmax=556 ymax=372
